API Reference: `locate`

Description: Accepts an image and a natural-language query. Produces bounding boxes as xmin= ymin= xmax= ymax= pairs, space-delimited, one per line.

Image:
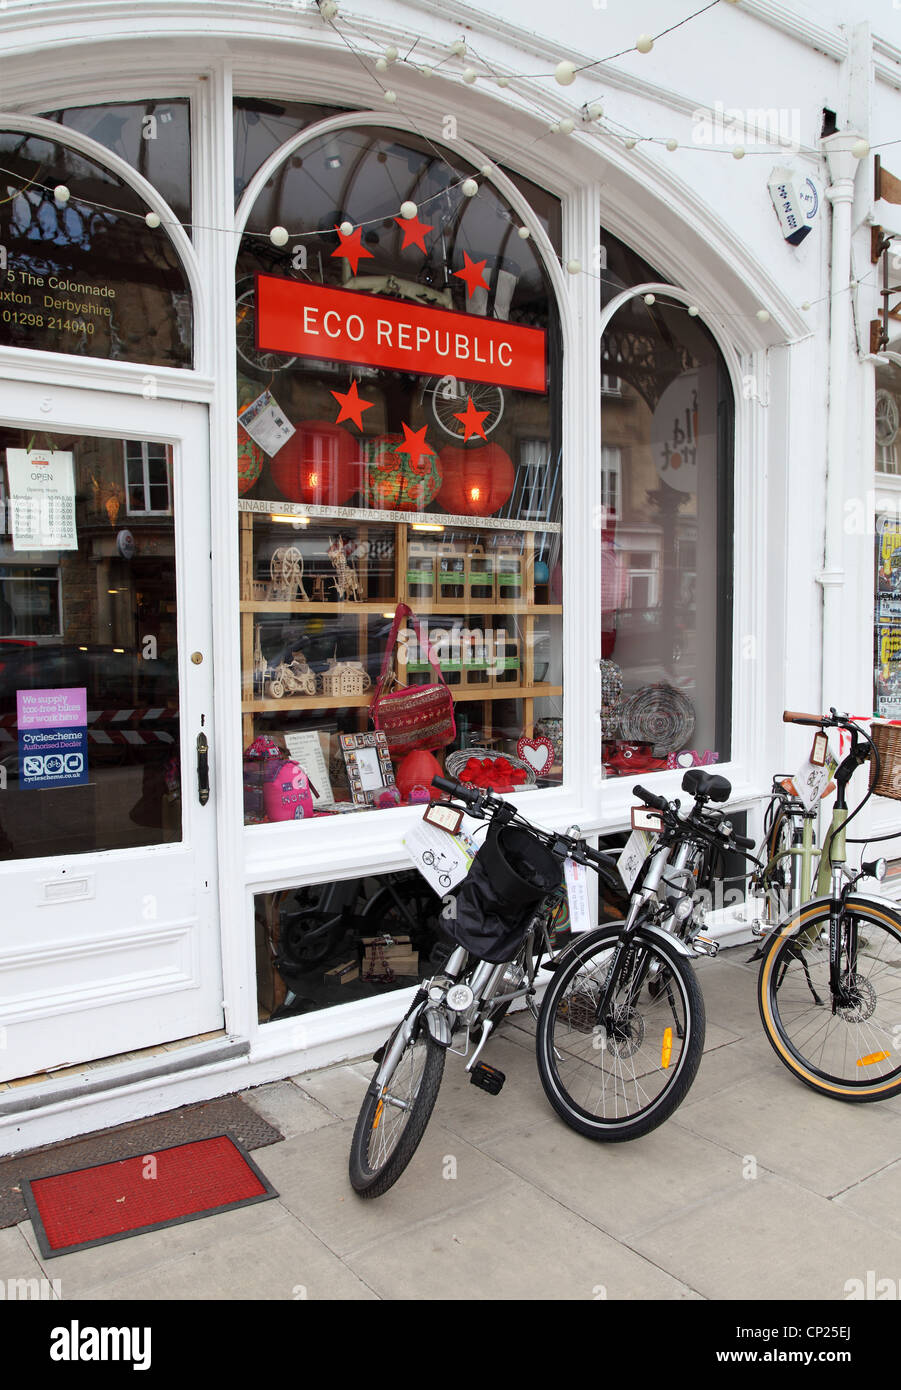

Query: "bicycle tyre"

xmin=758 ymin=896 xmax=901 ymax=1101
xmin=348 ymin=1025 xmax=445 ymax=1197
xmin=535 ymin=921 xmax=705 ymax=1141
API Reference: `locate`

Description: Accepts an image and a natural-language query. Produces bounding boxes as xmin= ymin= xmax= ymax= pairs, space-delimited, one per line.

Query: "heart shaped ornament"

xmin=517 ymin=735 xmax=555 ymax=775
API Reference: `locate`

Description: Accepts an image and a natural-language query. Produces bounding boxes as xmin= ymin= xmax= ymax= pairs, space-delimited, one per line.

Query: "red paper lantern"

xmin=436 ymin=443 xmax=515 ymax=517
xmin=396 ymin=749 xmax=442 ymax=801
xmin=270 ymin=420 xmax=360 ymax=506
xmin=237 ymin=425 xmax=264 ymax=496
xmin=365 ymin=434 xmax=442 ymax=512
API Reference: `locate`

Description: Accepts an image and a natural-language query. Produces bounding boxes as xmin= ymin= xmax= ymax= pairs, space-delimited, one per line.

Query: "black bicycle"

xmin=349 ymin=773 xmax=711 ymax=1198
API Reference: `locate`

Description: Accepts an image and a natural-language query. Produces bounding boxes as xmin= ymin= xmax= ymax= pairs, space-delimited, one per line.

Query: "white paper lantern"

xmin=399 ymin=201 xmax=418 ymax=220
xmin=461 ymin=178 xmax=478 ymax=197
xmin=269 ymin=225 xmax=289 ymax=246
xmin=145 ymin=211 xmax=161 ymax=228
xmin=555 ymin=61 xmax=576 ymax=86
xmin=54 ymin=184 xmax=71 ymax=203
xmin=636 ymin=34 xmax=654 ymax=53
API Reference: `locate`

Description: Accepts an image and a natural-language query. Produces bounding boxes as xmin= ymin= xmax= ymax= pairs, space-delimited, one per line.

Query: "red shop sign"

xmin=255 ymin=274 xmax=547 ymax=394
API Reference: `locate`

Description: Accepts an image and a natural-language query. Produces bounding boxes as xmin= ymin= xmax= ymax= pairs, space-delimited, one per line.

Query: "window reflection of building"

xmin=600 ymin=233 xmax=732 ymax=772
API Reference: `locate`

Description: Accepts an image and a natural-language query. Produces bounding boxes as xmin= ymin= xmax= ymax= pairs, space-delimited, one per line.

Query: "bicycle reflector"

xmin=661 ymin=1028 xmax=673 ymax=1069
xmin=632 ymin=806 xmax=663 ymax=832
xmin=857 ymin=1051 xmax=891 ymax=1067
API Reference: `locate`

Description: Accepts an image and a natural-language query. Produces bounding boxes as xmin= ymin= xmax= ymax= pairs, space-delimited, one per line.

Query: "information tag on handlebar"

xmin=618 ymin=827 xmax=655 ymax=893
xmin=793 ymin=741 xmax=838 ymax=811
xmin=810 ymin=731 xmax=828 ymax=767
xmin=563 ymin=858 xmax=592 ymax=933
xmin=631 ymin=805 xmax=663 ymax=833
xmin=403 ymin=819 xmax=478 ymax=895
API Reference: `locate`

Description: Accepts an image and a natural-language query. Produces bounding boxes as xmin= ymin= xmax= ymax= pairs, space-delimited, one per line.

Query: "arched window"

xmin=234 ymin=121 xmax=563 ymax=819
xmin=599 ymin=231 xmax=734 ymax=775
xmin=0 ymin=128 xmax=192 ymax=368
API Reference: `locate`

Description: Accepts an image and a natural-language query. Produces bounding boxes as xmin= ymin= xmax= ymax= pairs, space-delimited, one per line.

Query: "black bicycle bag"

xmin=442 ymin=822 xmax=563 ymax=964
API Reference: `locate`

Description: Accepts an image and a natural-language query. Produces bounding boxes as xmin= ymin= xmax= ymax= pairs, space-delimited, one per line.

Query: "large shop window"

xmin=0 ymin=129 xmax=192 ymax=367
xmin=236 ymin=122 xmax=562 ymax=825
xmin=599 ymin=233 xmax=733 ymax=777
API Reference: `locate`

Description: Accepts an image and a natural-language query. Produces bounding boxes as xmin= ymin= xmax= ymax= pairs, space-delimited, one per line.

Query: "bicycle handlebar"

xmin=783 ymin=710 xmax=826 ymax=726
xmin=632 ymin=783 xmax=670 ymax=812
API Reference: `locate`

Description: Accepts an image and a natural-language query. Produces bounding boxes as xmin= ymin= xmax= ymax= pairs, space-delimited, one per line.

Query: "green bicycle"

xmin=756 ymin=709 xmax=901 ymax=1101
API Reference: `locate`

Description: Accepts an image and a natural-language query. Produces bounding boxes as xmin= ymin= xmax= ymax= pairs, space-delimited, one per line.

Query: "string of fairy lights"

xmin=0 ymin=0 xmax=895 ymax=348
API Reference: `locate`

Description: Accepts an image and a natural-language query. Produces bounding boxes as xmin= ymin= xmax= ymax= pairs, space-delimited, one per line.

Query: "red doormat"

xmin=23 ymin=1134 xmax=278 ymax=1259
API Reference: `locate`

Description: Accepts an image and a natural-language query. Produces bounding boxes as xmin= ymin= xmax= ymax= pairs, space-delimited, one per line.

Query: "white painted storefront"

xmin=0 ymin=0 xmax=899 ymax=1153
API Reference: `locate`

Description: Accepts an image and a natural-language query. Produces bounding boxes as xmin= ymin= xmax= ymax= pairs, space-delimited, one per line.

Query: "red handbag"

xmin=370 ymin=603 xmax=456 ymax=757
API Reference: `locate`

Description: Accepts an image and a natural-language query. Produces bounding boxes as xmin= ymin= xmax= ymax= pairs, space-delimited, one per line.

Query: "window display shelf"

xmin=242 ymin=683 xmax=563 ymax=715
xmin=239 ymin=505 xmax=562 ymax=764
xmin=239 ymin=497 xmax=561 ymax=535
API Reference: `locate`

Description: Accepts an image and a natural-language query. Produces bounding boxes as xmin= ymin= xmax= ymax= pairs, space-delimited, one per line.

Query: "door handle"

xmin=196 ymin=731 xmax=210 ymax=805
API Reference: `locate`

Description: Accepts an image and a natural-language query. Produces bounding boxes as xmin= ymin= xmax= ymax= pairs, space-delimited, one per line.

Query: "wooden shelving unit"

xmin=239 ymin=501 xmax=562 ymax=751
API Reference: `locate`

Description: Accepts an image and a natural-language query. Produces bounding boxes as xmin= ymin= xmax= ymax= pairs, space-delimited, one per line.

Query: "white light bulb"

xmin=587 ymin=102 xmax=604 ymax=120
xmin=399 ymin=200 xmax=417 ymax=220
xmin=756 ymin=308 xmax=771 ymax=322
xmin=517 ymin=225 xmax=531 ymax=239
xmin=375 ymin=57 xmax=388 ymax=72
xmin=461 ymin=178 xmax=478 ymax=197
xmin=270 ymin=225 xmax=289 ymax=246
xmin=566 ymin=258 xmax=582 ymax=274
xmin=555 ymin=60 xmax=576 ymax=86
xmin=384 ymin=89 xmax=397 ymax=103
xmin=385 ymin=45 xmax=398 ymax=61
xmin=624 ymin=137 xmax=637 ymax=149
xmin=644 ymin=293 xmax=655 ymax=305
xmin=339 ymin=220 xmax=354 ymax=236
xmin=801 ymin=300 xmax=811 ymax=311
xmin=451 ymin=39 xmax=466 ymax=56
xmin=558 ymin=117 xmax=575 ymax=135
xmin=320 ymin=0 xmax=338 ymax=18
xmin=732 ymin=145 xmax=746 ymax=159
xmin=480 ymin=163 xmax=493 ymax=176
xmin=497 ymin=75 xmax=509 ymax=87
xmin=420 ymin=66 xmax=433 ymax=77
xmin=145 ymin=211 xmax=161 ymax=228
xmin=665 ymin=138 xmax=678 ymax=152
xmin=463 ymin=67 xmax=477 ymax=84
xmin=54 ymin=184 xmax=71 ymax=203
xmin=688 ymin=305 xmax=700 ymax=316
xmin=852 ymin=139 xmax=869 ymax=160
xmin=549 ymin=122 xmax=560 ymax=134
xmin=636 ymin=34 xmax=654 ymax=54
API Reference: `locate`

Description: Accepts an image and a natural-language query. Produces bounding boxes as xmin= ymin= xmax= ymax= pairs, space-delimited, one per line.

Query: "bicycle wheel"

xmin=348 ymin=1023 xmax=445 ymax=1196
xmin=758 ymin=897 xmax=901 ymax=1101
xmin=536 ymin=921 xmax=706 ymax=1141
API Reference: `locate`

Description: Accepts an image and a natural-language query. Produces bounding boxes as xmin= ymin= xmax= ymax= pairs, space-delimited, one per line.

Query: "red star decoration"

xmin=331 ymin=379 xmax=375 ymax=430
xmin=330 ymin=224 xmax=374 ymax=276
xmin=394 ymin=214 xmax=434 ymax=253
xmin=453 ymin=395 xmax=490 ymax=442
xmin=394 ymin=422 xmax=435 ymax=474
xmin=453 ymin=251 xmax=490 ymax=299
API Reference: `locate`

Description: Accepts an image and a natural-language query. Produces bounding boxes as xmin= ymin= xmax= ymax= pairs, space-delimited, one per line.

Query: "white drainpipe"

xmin=819 ymin=133 xmax=865 ymax=708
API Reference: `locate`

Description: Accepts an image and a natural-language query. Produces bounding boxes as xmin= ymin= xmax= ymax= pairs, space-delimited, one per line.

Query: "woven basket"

xmin=445 ymin=747 xmax=536 ymax=786
xmin=870 ymin=720 xmax=901 ymax=799
xmin=618 ymin=682 xmax=696 ymax=756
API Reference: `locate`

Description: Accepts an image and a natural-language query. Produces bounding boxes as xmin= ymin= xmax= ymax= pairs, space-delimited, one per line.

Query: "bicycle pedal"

xmin=469 ymin=1062 xmax=505 ymax=1095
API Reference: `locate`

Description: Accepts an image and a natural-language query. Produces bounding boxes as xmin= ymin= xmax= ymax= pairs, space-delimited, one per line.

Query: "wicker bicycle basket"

xmin=869 ymin=720 xmax=901 ymax=799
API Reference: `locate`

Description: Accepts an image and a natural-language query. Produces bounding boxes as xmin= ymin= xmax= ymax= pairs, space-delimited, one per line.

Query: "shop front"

xmin=1 ymin=0 xmax=866 ymax=1151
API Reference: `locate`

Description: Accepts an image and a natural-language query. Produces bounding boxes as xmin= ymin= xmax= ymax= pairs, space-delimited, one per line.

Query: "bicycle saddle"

xmin=681 ymin=768 xmax=731 ymax=803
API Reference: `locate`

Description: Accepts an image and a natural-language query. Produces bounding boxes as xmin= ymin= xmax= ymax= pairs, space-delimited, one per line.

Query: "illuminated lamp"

xmin=436 ymin=443 xmax=515 ymax=516
xmin=364 ymin=433 xmax=442 ymax=511
xmin=237 ymin=424 xmax=264 ymax=495
xmin=270 ymin=420 xmax=359 ymax=505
